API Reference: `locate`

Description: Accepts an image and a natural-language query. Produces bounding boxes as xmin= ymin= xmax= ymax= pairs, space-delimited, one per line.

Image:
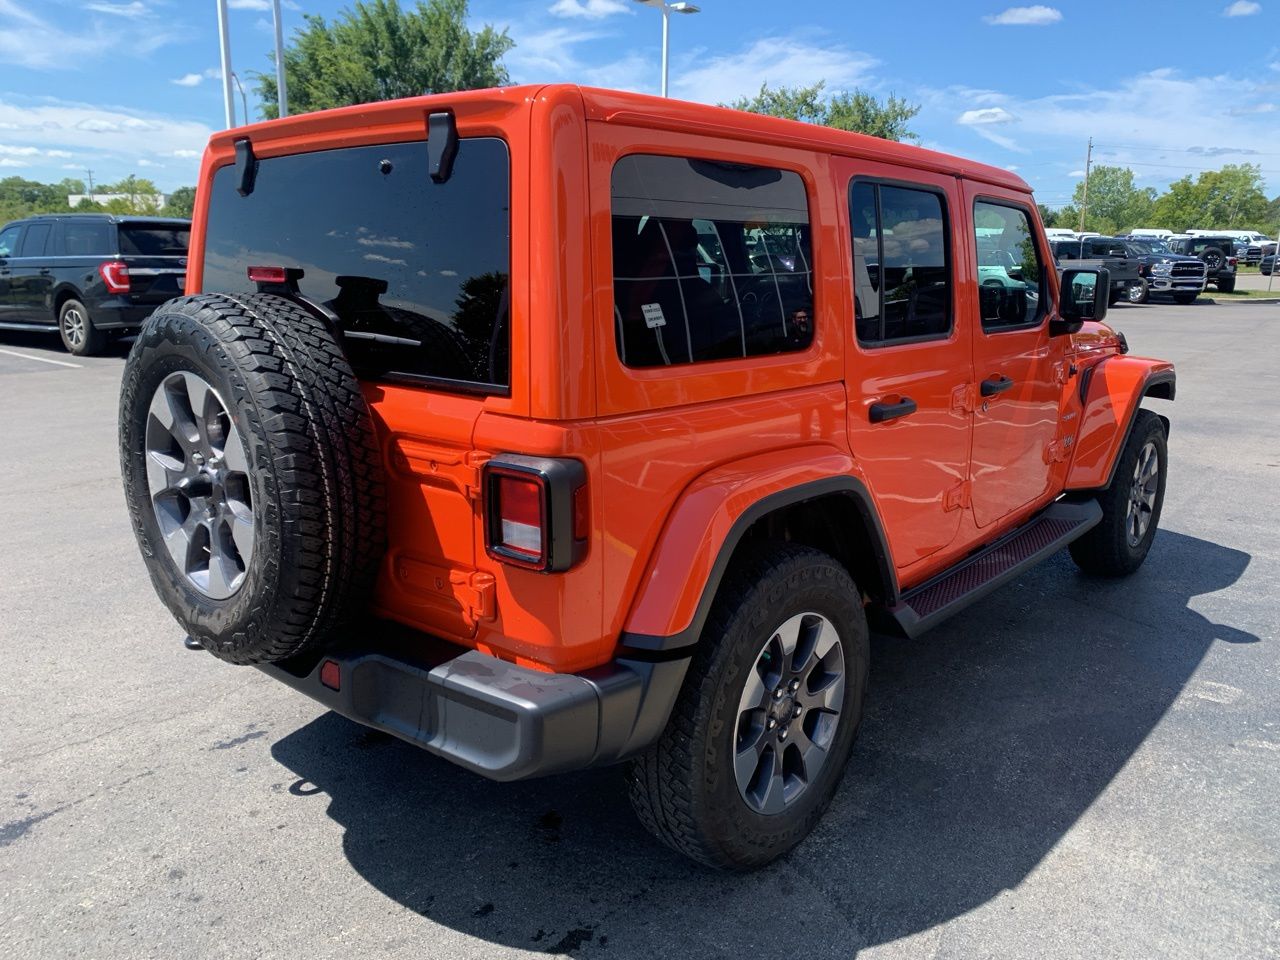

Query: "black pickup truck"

xmin=1049 ymin=237 xmax=1142 ymax=306
xmin=0 ymin=213 xmax=189 ymax=356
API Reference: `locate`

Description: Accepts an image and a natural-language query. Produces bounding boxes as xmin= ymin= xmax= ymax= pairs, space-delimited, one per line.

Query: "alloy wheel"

xmin=733 ymin=612 xmax=845 ymax=815
xmin=144 ymin=371 xmax=254 ymax=600
xmin=62 ymin=307 xmax=86 ymax=348
xmin=1126 ymin=440 xmax=1159 ymax=547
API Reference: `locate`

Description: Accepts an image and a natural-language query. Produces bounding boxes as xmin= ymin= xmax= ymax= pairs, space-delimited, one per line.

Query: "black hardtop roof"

xmin=10 ymin=213 xmax=191 ymax=227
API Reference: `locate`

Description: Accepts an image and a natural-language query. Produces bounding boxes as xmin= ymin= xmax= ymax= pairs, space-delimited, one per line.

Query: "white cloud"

xmin=984 ymin=5 xmax=1063 ymax=25
xmin=958 ymin=106 xmax=1017 ymax=125
xmin=137 ymin=158 xmax=161 ymax=167
xmin=549 ymin=0 xmax=631 ymax=18
xmin=1068 ymin=169 xmax=1086 ymax=177
xmin=0 ymin=157 xmax=28 ymax=167
xmin=671 ymin=38 xmax=879 ymax=105
xmin=46 ymin=149 xmax=73 ymax=158
xmin=83 ymin=1 xmax=150 ymax=16
xmin=0 ymin=145 xmax=40 ymax=156
xmin=1224 ymin=1 xmax=1261 ymax=14
xmin=0 ymin=95 xmax=212 ymax=162
xmin=171 ymin=149 xmax=201 ymax=159
xmin=0 ymin=0 xmax=174 ymax=69
xmin=227 ymin=0 xmax=271 ymax=9
xmin=172 ymin=73 xmax=203 ymax=87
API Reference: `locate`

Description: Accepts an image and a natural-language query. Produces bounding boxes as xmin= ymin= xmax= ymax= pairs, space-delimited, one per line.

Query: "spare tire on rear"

xmin=119 ymin=293 xmax=386 ymax=664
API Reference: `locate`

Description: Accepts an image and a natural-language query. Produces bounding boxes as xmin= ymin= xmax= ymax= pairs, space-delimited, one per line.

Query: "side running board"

xmin=886 ymin=499 xmax=1103 ymax=638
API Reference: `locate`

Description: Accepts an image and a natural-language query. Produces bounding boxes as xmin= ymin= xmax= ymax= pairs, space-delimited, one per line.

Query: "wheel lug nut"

xmin=779 ymin=729 xmax=788 ymax=741
xmin=773 ymin=689 xmax=783 ymax=700
xmin=793 ymin=705 xmax=802 ymax=717
xmin=766 ymin=718 xmax=776 ymax=730
xmin=789 ymin=679 xmax=800 ymax=691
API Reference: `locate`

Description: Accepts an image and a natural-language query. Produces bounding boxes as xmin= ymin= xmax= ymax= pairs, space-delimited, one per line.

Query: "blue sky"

xmin=2 ymin=0 xmax=1279 ymax=211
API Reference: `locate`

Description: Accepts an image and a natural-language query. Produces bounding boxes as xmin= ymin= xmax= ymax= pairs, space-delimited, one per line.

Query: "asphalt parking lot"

xmin=1 ymin=300 xmax=1278 ymax=960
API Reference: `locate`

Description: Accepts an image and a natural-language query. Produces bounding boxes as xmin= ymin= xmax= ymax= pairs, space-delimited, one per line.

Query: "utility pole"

xmin=216 ymin=0 xmax=236 ymax=128
xmin=1078 ymin=137 xmax=1093 ymax=234
xmin=272 ymin=0 xmax=288 ymax=118
xmin=85 ymin=168 xmax=95 ymax=196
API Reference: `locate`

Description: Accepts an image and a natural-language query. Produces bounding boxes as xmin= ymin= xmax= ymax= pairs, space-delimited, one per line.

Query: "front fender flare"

xmin=1066 ymin=355 xmax=1175 ymax=491
xmin=620 ymin=446 xmax=894 ymax=652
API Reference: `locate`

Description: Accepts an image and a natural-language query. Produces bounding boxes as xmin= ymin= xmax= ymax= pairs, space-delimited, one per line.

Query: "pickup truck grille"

xmin=1171 ymin=262 xmax=1206 ymax=279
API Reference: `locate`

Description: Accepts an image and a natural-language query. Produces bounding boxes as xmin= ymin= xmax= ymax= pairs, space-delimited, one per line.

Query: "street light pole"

xmin=633 ymin=0 xmax=701 ymax=98
xmin=216 ymin=0 xmax=235 ymax=129
xmin=272 ymin=0 xmax=288 ymax=118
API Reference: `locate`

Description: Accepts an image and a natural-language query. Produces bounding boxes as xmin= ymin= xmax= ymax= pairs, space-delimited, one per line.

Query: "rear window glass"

xmin=610 ymin=154 xmax=813 ymax=368
xmin=60 ymin=220 xmax=113 ymax=256
xmin=120 ymin=226 xmax=190 ymax=256
xmin=202 ymin=138 xmax=511 ymax=391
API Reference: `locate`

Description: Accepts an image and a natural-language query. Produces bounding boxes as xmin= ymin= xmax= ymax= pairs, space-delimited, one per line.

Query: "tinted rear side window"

xmin=18 ymin=222 xmax=51 ymax=257
xmin=120 ymin=226 xmax=190 ymax=256
xmin=850 ymin=181 xmax=952 ymax=344
xmin=202 ymin=138 xmax=511 ymax=390
xmin=59 ymin=220 xmax=114 ymax=256
xmin=611 ymin=154 xmax=813 ymax=368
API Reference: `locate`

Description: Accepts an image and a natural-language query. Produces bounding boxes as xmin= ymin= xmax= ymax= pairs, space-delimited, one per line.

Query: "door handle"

xmin=980 ymin=375 xmax=1015 ymax=397
xmin=869 ymin=396 xmax=917 ymax=423
xmin=39 ymin=268 xmax=51 ymax=276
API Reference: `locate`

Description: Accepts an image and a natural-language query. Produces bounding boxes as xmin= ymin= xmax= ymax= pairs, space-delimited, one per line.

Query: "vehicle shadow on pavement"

xmin=270 ymin=530 xmax=1256 ymax=958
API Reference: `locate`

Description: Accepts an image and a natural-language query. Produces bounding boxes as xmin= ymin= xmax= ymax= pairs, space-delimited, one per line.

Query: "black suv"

xmin=0 ymin=214 xmax=190 ymax=356
xmin=1167 ymin=236 xmax=1237 ymax=293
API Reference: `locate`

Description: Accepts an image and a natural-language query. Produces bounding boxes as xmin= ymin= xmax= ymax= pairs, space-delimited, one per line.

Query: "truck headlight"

xmin=1151 ymin=262 xmax=1172 ymax=276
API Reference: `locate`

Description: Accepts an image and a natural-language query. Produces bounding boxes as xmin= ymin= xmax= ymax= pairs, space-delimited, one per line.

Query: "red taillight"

xmin=99 ymin=260 xmax=129 ymax=294
xmin=495 ymin=474 xmax=545 ymax=563
xmin=247 ymin=265 xmax=288 ymax=284
xmin=319 ymin=659 xmax=341 ymax=691
xmin=1228 ymin=257 xmax=1238 ymax=266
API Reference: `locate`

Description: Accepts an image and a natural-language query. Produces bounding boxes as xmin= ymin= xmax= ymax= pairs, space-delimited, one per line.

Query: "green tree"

xmin=728 ymin=81 xmax=921 ymax=142
xmin=1072 ymin=165 xmax=1154 ymax=234
xmin=161 ymin=185 xmax=197 ymax=219
xmin=0 ymin=175 xmax=88 ymax=221
xmin=255 ymin=0 xmax=513 ymax=120
xmin=1037 ymin=203 xmax=1058 ymax=228
xmin=1151 ymin=164 xmax=1270 ymax=231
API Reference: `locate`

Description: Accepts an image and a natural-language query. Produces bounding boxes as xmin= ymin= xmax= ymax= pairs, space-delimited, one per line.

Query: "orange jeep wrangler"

xmin=119 ymin=85 xmax=1174 ymax=870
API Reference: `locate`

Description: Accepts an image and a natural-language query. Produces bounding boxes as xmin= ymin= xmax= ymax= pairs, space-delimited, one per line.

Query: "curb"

xmin=1200 ymin=297 xmax=1280 ymax=305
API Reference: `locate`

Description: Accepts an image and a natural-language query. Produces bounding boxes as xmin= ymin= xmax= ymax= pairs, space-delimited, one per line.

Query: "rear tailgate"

xmin=117 ymin=221 xmax=190 ymax=305
xmin=121 ymin=255 xmax=188 ymax=304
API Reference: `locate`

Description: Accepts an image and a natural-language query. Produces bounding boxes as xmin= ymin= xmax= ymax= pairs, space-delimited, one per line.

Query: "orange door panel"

xmin=963 ymin=184 xmax=1068 ymax=528
xmin=835 ymin=159 xmax=972 ymax=568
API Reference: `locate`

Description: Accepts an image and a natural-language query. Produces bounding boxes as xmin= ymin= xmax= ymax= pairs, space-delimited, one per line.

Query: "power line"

xmin=1094 ymin=142 xmax=1280 ymax=158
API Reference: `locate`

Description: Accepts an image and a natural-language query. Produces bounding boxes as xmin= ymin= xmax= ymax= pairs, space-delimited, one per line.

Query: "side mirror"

xmin=1054 ymin=266 xmax=1109 ymax=335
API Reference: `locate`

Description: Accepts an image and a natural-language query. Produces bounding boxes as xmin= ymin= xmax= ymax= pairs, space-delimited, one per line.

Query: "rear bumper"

xmin=90 ymin=299 xmax=167 ymax=330
xmin=259 ymin=629 xmax=690 ymax=781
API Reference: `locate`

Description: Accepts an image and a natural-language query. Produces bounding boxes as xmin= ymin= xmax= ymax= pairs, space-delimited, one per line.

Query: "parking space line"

xmin=0 ymin=348 xmax=83 ymax=369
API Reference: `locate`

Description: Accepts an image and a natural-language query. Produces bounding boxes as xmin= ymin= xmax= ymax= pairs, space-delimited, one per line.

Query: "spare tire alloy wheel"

xmin=120 ymin=293 xmax=386 ymax=665
xmin=1202 ymin=247 xmax=1224 ymax=271
xmin=145 ymin=371 xmax=254 ymax=600
xmin=734 ymin=612 xmax=845 ymax=815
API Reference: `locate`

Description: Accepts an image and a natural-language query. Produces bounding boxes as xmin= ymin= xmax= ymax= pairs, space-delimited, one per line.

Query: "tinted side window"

xmin=611 ymin=155 xmax=813 ymax=368
xmin=974 ymin=201 xmax=1046 ymax=331
xmin=0 ymin=225 xmax=23 ymax=257
xmin=203 ymin=138 xmax=511 ymax=390
xmin=120 ymin=226 xmax=189 ymax=256
xmin=850 ymin=181 xmax=951 ymax=344
xmin=17 ymin=223 xmax=51 ymax=257
xmin=58 ymin=220 xmax=114 ymax=257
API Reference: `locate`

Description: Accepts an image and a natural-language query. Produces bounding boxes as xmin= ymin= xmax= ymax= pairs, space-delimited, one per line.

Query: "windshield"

xmin=201 ymin=137 xmax=512 ymax=391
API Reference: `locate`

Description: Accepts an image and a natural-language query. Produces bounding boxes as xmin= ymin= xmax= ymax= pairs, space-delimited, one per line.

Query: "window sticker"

xmin=642 ymin=303 xmax=667 ymax=328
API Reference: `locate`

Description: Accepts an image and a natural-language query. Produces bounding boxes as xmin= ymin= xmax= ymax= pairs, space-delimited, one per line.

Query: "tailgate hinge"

xmin=943 ymin=479 xmax=972 ymax=512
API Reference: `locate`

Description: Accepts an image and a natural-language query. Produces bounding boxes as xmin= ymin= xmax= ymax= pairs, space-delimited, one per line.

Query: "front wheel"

xmin=628 ymin=544 xmax=869 ymax=870
xmin=59 ymin=299 xmax=106 ymax=356
xmin=1069 ymin=409 xmax=1167 ymax=577
xmin=1127 ymin=281 xmax=1148 ymax=304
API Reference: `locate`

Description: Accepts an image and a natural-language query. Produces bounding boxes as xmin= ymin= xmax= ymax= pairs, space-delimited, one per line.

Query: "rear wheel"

xmin=119 ymin=293 xmax=386 ymax=664
xmin=628 ymin=544 xmax=869 ymax=870
xmin=1216 ymin=277 xmax=1236 ymax=293
xmin=59 ymin=299 xmax=106 ymax=357
xmin=1069 ymin=409 xmax=1167 ymax=577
